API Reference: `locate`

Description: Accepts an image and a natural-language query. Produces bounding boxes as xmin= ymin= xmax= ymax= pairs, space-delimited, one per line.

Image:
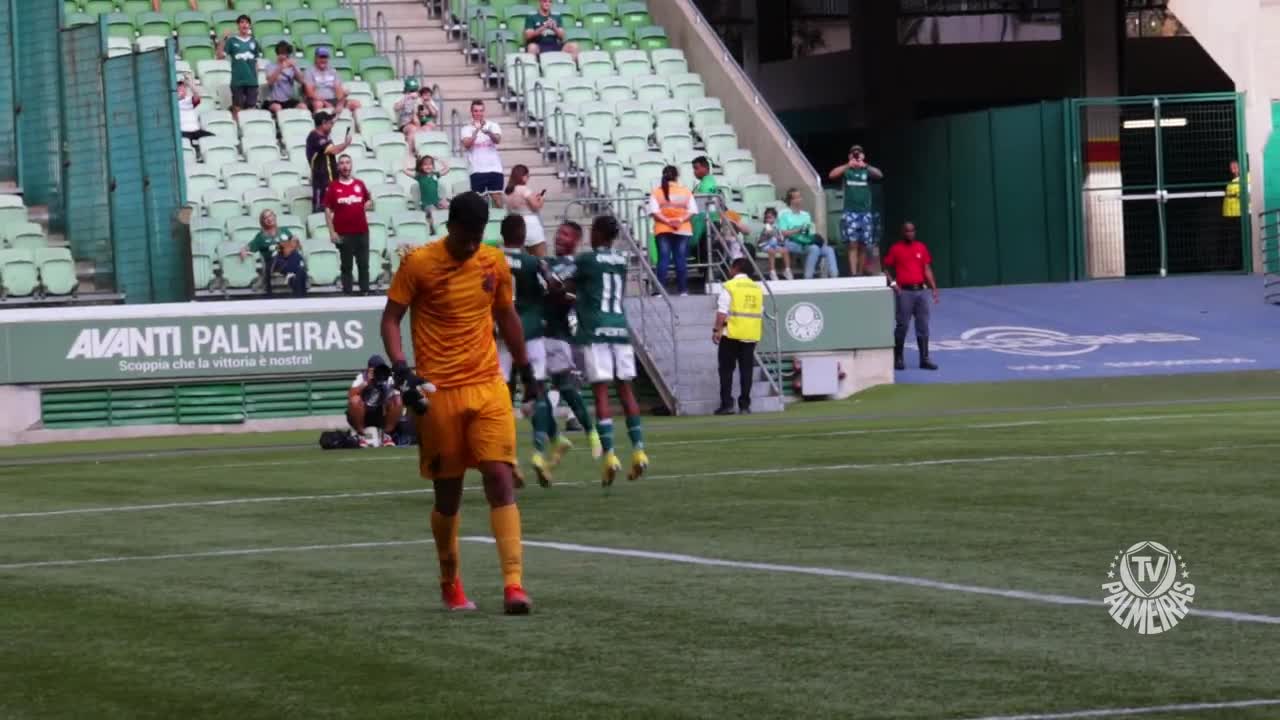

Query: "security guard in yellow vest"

xmin=713 ymin=258 xmax=764 ymax=415
xmin=1223 ymin=160 xmax=1242 ymax=219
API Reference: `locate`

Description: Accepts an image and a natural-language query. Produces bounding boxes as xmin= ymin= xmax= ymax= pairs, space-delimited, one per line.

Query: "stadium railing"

xmin=1261 ymin=208 xmax=1280 ymax=304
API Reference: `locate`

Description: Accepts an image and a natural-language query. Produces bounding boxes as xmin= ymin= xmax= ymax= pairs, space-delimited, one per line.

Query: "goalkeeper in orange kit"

xmin=380 ymin=192 xmax=539 ymax=614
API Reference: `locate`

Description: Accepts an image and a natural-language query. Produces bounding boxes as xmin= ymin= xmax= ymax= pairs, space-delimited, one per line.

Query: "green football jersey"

xmin=545 ymin=256 xmax=576 ymax=341
xmin=572 ymin=249 xmax=630 ymax=345
xmin=504 ymin=248 xmax=547 ymax=341
xmin=225 ymin=35 xmax=262 ymax=88
xmin=842 ymin=167 xmax=872 ymax=213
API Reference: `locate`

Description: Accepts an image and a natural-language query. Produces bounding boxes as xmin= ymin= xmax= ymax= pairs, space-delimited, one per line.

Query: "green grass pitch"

xmin=2 ymin=373 xmax=1279 ymax=720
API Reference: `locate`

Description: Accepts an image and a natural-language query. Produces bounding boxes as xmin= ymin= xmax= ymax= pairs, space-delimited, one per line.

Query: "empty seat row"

xmin=0 ymin=248 xmax=77 ymax=299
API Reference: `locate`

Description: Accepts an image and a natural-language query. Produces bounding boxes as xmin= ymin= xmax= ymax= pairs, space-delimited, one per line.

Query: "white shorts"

xmin=498 ymin=337 xmax=547 ymax=381
xmin=545 ymin=338 xmax=576 ymax=375
xmin=521 ymin=214 xmax=546 ymax=246
xmin=582 ymin=342 xmax=636 ymax=383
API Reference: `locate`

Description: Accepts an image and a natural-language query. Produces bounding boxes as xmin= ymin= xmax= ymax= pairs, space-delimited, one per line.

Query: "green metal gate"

xmin=1068 ymin=93 xmax=1249 ymax=278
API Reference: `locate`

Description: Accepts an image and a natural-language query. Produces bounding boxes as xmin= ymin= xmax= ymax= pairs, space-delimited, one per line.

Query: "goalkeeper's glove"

xmin=393 ymin=360 xmax=434 ymax=415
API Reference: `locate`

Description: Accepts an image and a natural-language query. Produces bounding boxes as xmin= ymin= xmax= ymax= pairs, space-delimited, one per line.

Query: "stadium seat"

xmin=650 ymin=48 xmax=686 ymax=74
xmin=222 ymin=164 xmax=261 ymax=195
xmin=414 ymin=131 xmax=452 ymax=161
xmin=179 ymin=36 xmax=216 ymax=64
xmin=211 ymin=10 xmax=240 ymax=38
xmin=669 ymin=72 xmax=705 ymax=101
xmin=611 ymin=127 xmax=649 ymax=163
xmin=483 ymin=209 xmax=508 ymax=246
xmin=373 ymin=79 xmax=404 ymax=103
xmin=244 ymin=188 xmax=283 ymax=219
xmin=614 ymin=99 xmax=653 ymax=131
xmin=652 ymin=98 xmax=690 ymax=132
xmin=135 ymin=12 xmax=172 ymax=37
xmin=159 ymin=0 xmax=192 ymax=20
xmin=277 ymin=107 xmax=313 ymax=136
xmin=630 ymin=151 xmax=665 ymax=186
xmin=190 ymin=217 xmax=225 ymax=256
xmin=579 ymin=2 xmax=613 ymax=31
xmin=191 ymin=251 xmax=217 ymax=291
xmin=596 ymin=76 xmax=633 ymax=105
xmin=306 ymin=211 xmax=329 ymax=237
xmin=185 ymin=167 xmax=221 ymax=201
xmin=218 ymin=245 xmax=259 ymax=289
xmin=613 ymin=49 xmax=651 ymax=77
xmin=466 ymin=6 xmax=498 ymax=45
xmin=539 ymin=52 xmax=578 ymax=84
xmin=737 ymin=174 xmax=778 ymax=218
xmin=303 ymin=240 xmax=341 ymax=286
xmin=299 ymin=33 xmax=333 ymax=58
xmin=330 ymin=58 xmax=356 ymax=83
xmin=66 ymin=13 xmax=95 ymax=28
xmin=277 ymin=213 xmax=307 ymax=241
xmin=203 ymin=189 xmax=245 ymax=223
xmin=547 ymin=106 xmax=581 ymax=146
xmin=719 ymin=149 xmax=756 ymax=187
xmin=270 ymin=0 xmax=306 ymax=12
xmin=196 ymin=58 xmax=232 ymax=86
xmin=595 ymin=27 xmax=633 ymax=54
xmin=251 ymin=10 xmax=285 ymax=37
xmin=173 ymin=11 xmax=210 ymax=37
xmin=367 ymin=213 xmax=390 ymax=254
xmin=121 ymin=1 xmax=150 ymax=20
xmin=0 ymin=250 xmax=38 ymax=298
xmin=358 ymin=56 xmax=396 ymax=85
xmin=227 ymin=216 xmax=261 ymax=248
xmin=635 ymin=26 xmax=669 ymax=50
xmin=233 ymin=0 xmax=266 ymax=11
xmin=563 ymin=26 xmax=594 ymax=50
xmin=200 ymin=137 xmax=241 ymax=168
xmin=284 ymin=187 xmax=313 ymax=220
xmin=577 ymin=50 xmax=614 ymax=80
xmin=341 ymin=32 xmax=378 ymax=67
xmin=658 ymin=130 xmax=693 ymax=163
xmin=322 ymin=8 xmax=359 ymax=46
xmin=136 ymin=35 xmax=169 ymax=53
xmin=371 ymin=184 xmax=410 ymax=216
xmin=689 ymin=96 xmax=726 ymax=131
xmin=195 ymin=0 xmax=226 ymax=13
xmin=632 ymin=74 xmax=669 ymax=103
xmin=199 ymin=110 xmax=238 ymax=143
xmin=345 ymin=80 xmax=375 ymax=108
xmin=238 ymin=109 xmax=277 ymax=141
xmin=357 ymin=165 xmax=389 ymax=187
xmin=372 ymin=132 xmax=408 ymax=171
xmin=308 ymin=0 xmax=342 ymax=12
xmin=356 ymin=107 xmax=395 ymax=138
xmin=618 ymin=2 xmax=652 ymax=34
xmin=3 ymin=222 xmax=47 ymax=251
xmin=701 ymin=124 xmax=737 ymax=164
xmin=505 ymin=53 xmax=539 ymax=97
xmin=392 ymin=212 xmax=429 ymax=246
xmin=108 ymin=37 xmax=133 ymax=58
xmin=244 ymin=138 xmax=283 ymax=169
xmin=287 ymin=9 xmax=322 ymax=38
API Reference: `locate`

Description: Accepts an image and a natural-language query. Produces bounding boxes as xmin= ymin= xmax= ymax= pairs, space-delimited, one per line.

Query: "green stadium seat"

xmin=284 ymin=187 xmax=313 ymax=220
xmin=414 ymin=131 xmax=451 ymax=161
xmin=64 ymin=0 xmax=81 ymax=20
xmin=632 ymin=73 xmax=668 ymax=103
xmin=277 ymin=213 xmax=306 ymax=241
xmin=196 ymin=56 xmax=232 ymax=82
xmin=191 ymin=252 xmax=217 ymax=291
xmin=303 ymin=240 xmax=340 ymax=286
xmin=203 ymin=189 xmax=245 ymax=223
xmin=185 ymin=167 xmax=221 ymax=201
xmin=210 ymin=10 xmax=240 ymax=37
xmin=504 ymin=52 xmax=539 ymax=96
xmin=356 ymin=106 xmax=395 ymax=138
xmin=578 ymin=101 xmax=614 ymax=139
xmin=286 ymin=9 xmax=321 ymax=37
xmin=689 ymin=96 xmax=725 ymax=131
xmin=548 ymin=2 xmax=577 ymax=26
xmin=358 ymin=56 xmax=396 ymax=84
xmin=614 ymin=99 xmax=652 ymax=131
xmin=485 ymin=29 xmax=519 ymax=66
xmin=160 ymin=0 xmax=193 ymax=20
xmin=562 ymin=26 xmax=594 ymax=49
xmin=546 ymin=105 xmax=580 ymax=146
xmin=299 ymin=32 xmax=332 ymax=58
xmin=190 ymin=215 xmax=225 ymax=254
xmin=539 ymin=51 xmax=578 ymax=83
xmin=652 ymin=98 xmax=690 ymax=132
xmin=737 ymin=174 xmax=778 ymax=218
xmin=482 ymin=208 xmax=507 ymax=246
xmin=503 ymin=3 xmax=535 ymax=26
xmin=558 ymin=76 xmax=595 ymax=106
xmin=322 ymin=8 xmax=358 ymax=46
xmin=330 ymin=57 xmax=355 ymax=83
xmin=121 ymin=0 xmax=152 ymax=18
xmin=595 ymin=75 xmax=632 ymax=104
xmin=237 ymin=108 xmax=276 ymax=140
xmin=613 ymin=48 xmax=650 ymax=77
xmin=373 ymin=79 xmax=404 ymax=101
xmin=719 ymin=148 xmax=756 ymax=186
xmin=617 ymin=2 xmax=651 ymax=34
xmin=3 ymin=222 xmax=47 ymax=251
xmin=257 ymin=33 xmax=288 ymax=54
xmin=271 ymin=0 xmax=306 ymax=12
xmin=392 ymin=212 xmax=429 ymax=246
xmin=344 ymin=80 xmax=375 ymax=108
xmin=307 ymin=0 xmax=342 ymax=12
xmin=106 ymin=13 xmax=137 ymax=39
xmin=232 ymin=0 xmax=266 ymax=11
xmin=221 ymin=164 xmax=261 ymax=195
xmin=669 ymin=72 xmax=705 ymax=101
xmin=137 ymin=35 xmax=170 ymax=53
xmin=226 ymin=216 xmax=260 ymax=248
xmin=577 ymin=50 xmax=613 ymax=79
xmin=195 ymin=0 xmax=227 ymax=13
xmin=701 ymin=124 xmax=737 ymax=163
xmin=218 ymin=245 xmax=259 ymax=288
xmin=244 ymin=138 xmax=283 ymax=169
xmin=66 ymin=12 xmax=95 ymax=28
xmin=658 ymin=130 xmax=693 ymax=163
xmin=595 ymin=26 xmax=632 ymax=53
xmin=251 ymin=10 xmax=285 ymax=36
xmin=371 ymin=132 xmax=408 ymax=170
xmin=611 ymin=126 xmax=648 ymax=162
xmin=650 ymin=47 xmax=686 ymax=74
xmin=630 ymin=151 xmax=664 ymax=185
xmin=439 ymin=161 xmax=469 ymax=195
xmin=356 ymin=165 xmax=389 ymax=187
xmin=634 ymin=25 xmax=669 ymax=50
xmin=0 ymin=250 xmax=39 ymax=298
xmin=262 ymin=161 xmax=304 ymax=194
xmin=579 ymin=3 xmax=613 ymax=32
xmin=305 ymin=211 xmax=328 ymax=237
xmin=200 ymin=109 xmax=238 ymax=142
xmin=467 ymin=7 xmax=498 ymax=45
xmin=108 ymin=37 xmax=134 ymax=58
xmin=83 ymin=0 xmax=115 ymax=17
xmin=179 ymin=35 xmax=217 ymax=63
xmin=371 ymin=184 xmax=410 ymax=216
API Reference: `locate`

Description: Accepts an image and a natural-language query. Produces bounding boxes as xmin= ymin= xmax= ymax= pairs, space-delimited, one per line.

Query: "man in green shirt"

xmin=218 ymin=15 xmax=262 ymax=120
xmin=564 ymin=215 xmax=647 ymax=487
xmin=828 ymin=144 xmax=884 ymax=276
xmin=240 ymin=210 xmax=306 ymax=296
xmin=524 ymin=0 xmax=579 ymax=59
xmin=690 ymin=155 xmax=722 ymax=270
xmin=543 ymin=221 xmax=602 ymax=463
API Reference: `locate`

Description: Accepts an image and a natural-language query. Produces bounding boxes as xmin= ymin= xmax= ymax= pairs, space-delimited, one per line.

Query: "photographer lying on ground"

xmin=348 ymin=355 xmax=405 ymax=447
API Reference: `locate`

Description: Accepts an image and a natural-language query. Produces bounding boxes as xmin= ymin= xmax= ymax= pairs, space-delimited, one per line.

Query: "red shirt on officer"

xmin=883 ymin=226 xmax=932 ymax=286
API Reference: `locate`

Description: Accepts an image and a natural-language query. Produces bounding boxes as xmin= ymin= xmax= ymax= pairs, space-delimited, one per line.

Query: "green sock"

xmin=555 ymin=374 xmax=594 ymax=434
xmin=625 ymin=415 xmax=644 ymax=449
xmin=532 ymin=395 xmax=554 ymax=453
xmin=598 ymin=418 xmax=615 ymax=453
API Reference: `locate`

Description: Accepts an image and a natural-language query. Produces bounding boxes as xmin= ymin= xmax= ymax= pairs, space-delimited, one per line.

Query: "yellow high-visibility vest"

xmin=724 ymin=274 xmax=763 ymax=342
xmin=1223 ymin=176 xmax=1241 ymax=218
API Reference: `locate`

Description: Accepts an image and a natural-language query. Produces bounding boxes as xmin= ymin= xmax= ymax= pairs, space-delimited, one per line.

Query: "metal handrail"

xmin=448 ymin=107 xmax=462 ymax=155
xmin=374 ymin=11 xmax=390 ymax=52
xmin=393 ymin=34 xmax=406 ymax=78
xmin=346 ymin=0 xmax=370 ymax=30
xmin=704 ymin=194 xmax=785 ymax=398
xmin=561 ymin=198 xmax=683 ymax=415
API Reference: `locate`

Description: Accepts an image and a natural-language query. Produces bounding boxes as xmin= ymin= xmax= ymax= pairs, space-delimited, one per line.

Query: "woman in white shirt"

xmin=503 ymin=164 xmax=546 ymax=246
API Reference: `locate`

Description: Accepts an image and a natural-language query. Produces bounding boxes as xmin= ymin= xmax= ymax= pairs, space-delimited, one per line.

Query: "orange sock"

xmin=489 ymin=504 xmax=523 ymax=587
xmin=430 ymin=510 xmax=461 ymax=583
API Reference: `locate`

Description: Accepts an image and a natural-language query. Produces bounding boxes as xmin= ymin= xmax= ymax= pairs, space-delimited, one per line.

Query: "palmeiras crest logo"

xmin=1102 ymin=541 xmax=1196 ymax=635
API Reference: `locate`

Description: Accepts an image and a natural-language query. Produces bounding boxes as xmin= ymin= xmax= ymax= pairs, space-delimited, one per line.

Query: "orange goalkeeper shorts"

xmin=417 ymin=378 xmax=517 ymax=480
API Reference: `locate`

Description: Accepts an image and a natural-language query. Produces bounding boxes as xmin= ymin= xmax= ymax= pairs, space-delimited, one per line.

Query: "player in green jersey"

xmin=566 ymin=215 xmax=648 ymax=486
xmin=543 ymin=222 xmax=602 ymax=465
xmin=500 ymin=215 xmax=560 ymax=487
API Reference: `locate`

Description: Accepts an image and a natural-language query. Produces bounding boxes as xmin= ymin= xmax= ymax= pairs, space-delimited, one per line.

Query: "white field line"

xmin=3 ymin=408 xmax=1275 ymax=474
xmin=4 ymin=443 xmax=1279 ymax=521
xmin=956 ymin=698 xmax=1280 ymax=720
xmin=3 ymin=535 xmax=1279 ymax=628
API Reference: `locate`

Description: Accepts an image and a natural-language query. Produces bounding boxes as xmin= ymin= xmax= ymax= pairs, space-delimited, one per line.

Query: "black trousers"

xmin=337 ymin=232 xmax=370 ymax=295
xmin=718 ymin=337 xmax=756 ymax=410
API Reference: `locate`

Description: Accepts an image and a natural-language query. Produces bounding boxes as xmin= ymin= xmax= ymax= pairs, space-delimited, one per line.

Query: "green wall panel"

xmin=991 ymin=103 xmax=1051 ymax=285
xmin=14 ymin=0 xmax=63 ymax=206
xmin=60 ymin=23 xmax=115 ymax=289
xmin=104 ymin=54 xmax=154 ymax=303
xmin=0 ymin=0 xmax=16 ymax=182
xmin=135 ymin=45 xmax=186 ymax=303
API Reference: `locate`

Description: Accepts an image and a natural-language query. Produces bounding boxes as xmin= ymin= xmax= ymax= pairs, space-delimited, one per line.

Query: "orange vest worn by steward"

xmin=652 ymin=183 xmax=693 ymax=235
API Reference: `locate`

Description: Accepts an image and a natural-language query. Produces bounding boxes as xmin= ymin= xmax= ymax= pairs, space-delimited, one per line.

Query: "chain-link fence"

xmin=1069 ymin=93 xmax=1248 ymax=278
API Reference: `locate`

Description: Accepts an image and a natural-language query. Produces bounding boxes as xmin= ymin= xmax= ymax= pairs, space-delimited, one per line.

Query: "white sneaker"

xmin=784 ymin=268 xmax=794 ymax=280
xmin=679 ymin=292 xmax=689 ymax=297
xmin=769 ymin=270 xmax=779 ymax=282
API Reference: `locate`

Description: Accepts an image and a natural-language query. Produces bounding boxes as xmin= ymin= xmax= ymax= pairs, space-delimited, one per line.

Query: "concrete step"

xmin=679 ymin=396 xmax=785 ymax=416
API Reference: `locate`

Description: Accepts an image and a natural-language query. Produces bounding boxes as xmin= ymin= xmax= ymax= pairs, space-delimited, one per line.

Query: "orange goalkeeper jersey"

xmin=388 ymin=241 xmax=513 ymax=389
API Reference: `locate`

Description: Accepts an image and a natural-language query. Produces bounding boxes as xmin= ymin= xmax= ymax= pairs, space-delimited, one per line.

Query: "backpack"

xmin=319 ymin=430 xmax=360 ymax=450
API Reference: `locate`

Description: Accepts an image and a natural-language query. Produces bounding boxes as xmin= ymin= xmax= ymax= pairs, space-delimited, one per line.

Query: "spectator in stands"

xmin=829 ymin=145 xmax=883 ymax=276
xmin=304 ymin=47 xmax=361 ymax=115
xmin=263 ymin=41 xmax=303 ymax=114
xmin=324 ymin=154 xmax=375 ymax=296
xmin=758 ymin=207 xmax=792 ymax=281
xmin=884 ymin=222 xmax=939 ymax=371
xmin=690 ymin=155 xmax=720 ymax=269
xmin=176 ymin=78 xmax=214 ymax=159
xmin=415 ymin=85 xmax=440 ymax=130
xmin=394 ymin=78 xmax=434 ymax=154
xmin=505 ymin=164 xmax=547 ymax=247
xmin=649 ymin=165 xmax=698 ymax=296
xmin=240 ymin=209 xmax=307 ymax=297
xmin=461 ymin=100 xmax=504 ymax=201
xmin=348 ymin=354 xmax=403 ymax=447
xmin=524 ymin=0 xmax=578 ymax=59
xmin=1223 ymin=159 xmax=1243 ymax=255
xmin=402 ymin=155 xmax=450 ymax=234
xmin=714 ymin=207 xmax=755 ymax=265
xmin=153 ymin=0 xmax=198 ymax=11
xmin=307 ymin=111 xmax=354 ymax=213
xmin=779 ymin=188 xmax=835 ymax=279
xmin=217 ymin=15 xmax=262 ymax=121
